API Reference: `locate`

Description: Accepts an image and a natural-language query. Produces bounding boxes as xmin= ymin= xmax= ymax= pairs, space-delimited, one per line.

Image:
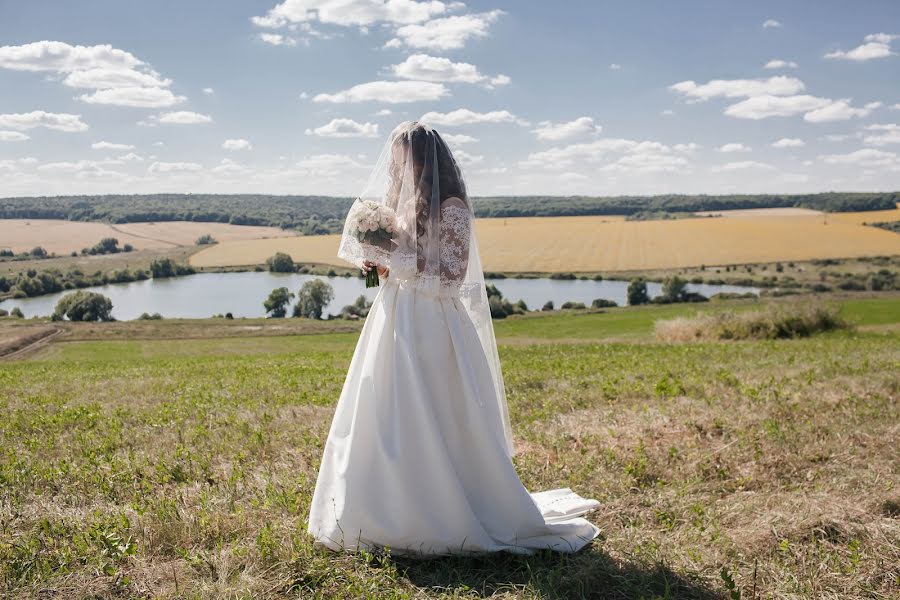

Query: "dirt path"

xmin=108 ymin=224 xmax=181 ymax=247
xmin=0 ymin=326 xmax=64 ymax=360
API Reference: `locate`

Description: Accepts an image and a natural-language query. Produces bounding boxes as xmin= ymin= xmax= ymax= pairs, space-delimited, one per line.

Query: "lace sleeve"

xmin=439 ymin=200 xmax=471 ymax=284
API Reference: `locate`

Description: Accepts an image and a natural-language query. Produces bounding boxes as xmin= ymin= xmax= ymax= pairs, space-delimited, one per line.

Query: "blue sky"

xmin=1 ymin=0 xmax=899 ymax=197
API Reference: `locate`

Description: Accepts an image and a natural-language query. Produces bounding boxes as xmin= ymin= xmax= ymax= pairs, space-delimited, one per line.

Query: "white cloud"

xmin=712 ymin=161 xmax=774 ymax=172
xmin=452 ymin=149 xmax=483 ymax=165
xmin=376 ymin=109 xmax=392 ymax=116
xmin=863 ymin=123 xmax=900 ymax=146
xmin=771 ymin=137 xmax=805 ymax=148
xmin=223 ymin=138 xmax=253 ymax=151
xmin=305 ymin=118 xmax=379 ymax=137
xmin=0 ymin=41 xmax=142 ymax=73
xmin=259 ymin=32 xmax=298 ymax=46
xmin=296 ymin=153 xmax=369 ymax=174
xmin=203 ymin=87 xmax=215 ymax=95
xmin=764 ymin=59 xmax=798 ymax=69
xmin=532 ymin=117 xmax=601 ymax=141
xmin=251 ymin=0 xmax=448 ymax=28
xmin=717 ymin=143 xmax=751 ymax=153
xmin=38 ymin=158 xmax=124 ymax=173
xmin=142 ymin=111 xmax=213 ymax=125
xmin=389 ymin=54 xmax=509 ymax=87
xmin=420 ymin=108 xmax=527 ymax=127
xmin=825 ymin=33 xmax=897 ymax=61
xmin=211 ymin=158 xmax=252 ymax=176
xmin=77 ymin=86 xmax=185 ymax=108
xmin=820 ymin=148 xmax=900 ymax=169
xmin=62 ymin=67 xmax=171 ymax=89
xmin=669 ymin=75 xmax=805 ymax=102
xmin=609 ymin=63 xmax=621 ymax=71
xmin=117 ymin=152 xmax=143 ymax=161
xmin=804 ymin=99 xmax=880 ymax=123
xmin=724 ymin=95 xmax=877 ymax=122
xmin=520 ymin=138 xmax=697 ymax=173
xmin=387 ymin=10 xmax=503 ymax=51
xmin=0 ymin=41 xmax=183 ymax=108
xmin=441 ymin=133 xmax=477 ymax=144
xmin=0 ymin=111 xmax=88 ymax=132
xmin=313 ymin=80 xmax=447 ymax=103
xmin=92 ymin=141 xmax=134 ymax=150
xmin=763 ymin=19 xmax=782 ymax=29
xmin=661 ymin=109 xmax=674 ymax=116
xmin=148 ymin=161 xmax=203 ymax=173
xmin=0 ymin=131 xmax=29 ymax=142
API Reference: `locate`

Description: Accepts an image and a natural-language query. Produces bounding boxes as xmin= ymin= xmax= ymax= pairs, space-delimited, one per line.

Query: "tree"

xmin=264 ymin=287 xmax=295 ymax=318
xmin=592 ymin=298 xmax=618 ymax=308
xmin=661 ymin=276 xmax=688 ymax=302
xmin=53 ymin=291 xmax=114 ymax=322
xmin=196 ymin=234 xmax=217 ymax=245
xmin=30 ymin=246 xmax=48 ymax=258
xmin=150 ymin=258 xmax=194 ymax=278
xmin=542 ymin=300 xmax=554 ymax=311
xmin=340 ymin=294 xmax=372 ymax=319
xmin=294 ymin=279 xmax=334 ymax=319
xmin=627 ymin=278 xmax=649 ymax=306
xmin=266 ymin=252 xmax=295 ymax=273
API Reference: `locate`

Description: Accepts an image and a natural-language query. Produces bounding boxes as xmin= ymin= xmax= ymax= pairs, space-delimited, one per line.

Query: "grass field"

xmin=189 ymin=208 xmax=900 ymax=272
xmin=1 ymin=294 xmax=898 ymax=599
xmin=0 ymin=219 xmax=297 ymax=255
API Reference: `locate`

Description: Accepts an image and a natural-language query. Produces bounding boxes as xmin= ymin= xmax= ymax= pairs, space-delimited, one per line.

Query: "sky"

xmin=1 ymin=0 xmax=899 ymax=198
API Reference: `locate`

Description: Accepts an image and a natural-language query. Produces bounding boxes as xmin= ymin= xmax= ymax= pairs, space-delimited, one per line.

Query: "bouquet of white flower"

xmin=347 ymin=199 xmax=397 ymax=288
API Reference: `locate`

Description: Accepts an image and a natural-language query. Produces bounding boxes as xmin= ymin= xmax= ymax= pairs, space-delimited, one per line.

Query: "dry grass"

xmin=655 ymin=302 xmax=851 ymax=341
xmin=189 ymin=210 xmax=900 ymax=272
xmin=0 ymin=219 xmax=297 ymax=255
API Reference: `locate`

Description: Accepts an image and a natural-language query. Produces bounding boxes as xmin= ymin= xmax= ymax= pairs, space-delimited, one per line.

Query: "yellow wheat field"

xmin=0 ymin=220 xmax=297 ymax=255
xmin=189 ymin=207 xmax=900 ymax=272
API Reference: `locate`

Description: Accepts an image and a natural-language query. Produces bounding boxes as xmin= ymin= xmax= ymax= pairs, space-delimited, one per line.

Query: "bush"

xmin=294 ymin=279 xmax=334 ymax=319
xmin=655 ymin=303 xmax=850 ymax=342
xmin=53 ymin=291 xmax=114 ymax=322
xmin=340 ymin=295 xmax=373 ymax=319
xmin=561 ymin=301 xmax=586 ymax=309
xmin=264 ymin=287 xmax=295 ymax=318
xmin=10 ymin=307 xmax=23 ymax=318
xmin=542 ymin=301 xmax=554 ymax=311
xmin=138 ymin=312 xmax=163 ymax=320
xmin=150 ymin=258 xmax=195 ymax=278
xmin=627 ymin=278 xmax=649 ymax=306
xmin=196 ymin=234 xmax=217 ymax=245
xmin=81 ymin=237 xmax=122 ymax=256
xmin=0 ymin=308 xmax=6 ymax=317
xmin=266 ymin=252 xmax=295 ymax=273
xmin=591 ymin=298 xmax=618 ymax=308
xmin=549 ymin=272 xmax=576 ymax=280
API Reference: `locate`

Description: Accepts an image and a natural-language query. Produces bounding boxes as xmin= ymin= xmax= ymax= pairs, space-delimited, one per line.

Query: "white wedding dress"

xmin=307 ymin=200 xmax=601 ymax=556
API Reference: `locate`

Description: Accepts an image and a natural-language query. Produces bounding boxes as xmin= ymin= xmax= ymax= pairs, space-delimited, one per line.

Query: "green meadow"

xmin=1 ymin=295 xmax=898 ymax=599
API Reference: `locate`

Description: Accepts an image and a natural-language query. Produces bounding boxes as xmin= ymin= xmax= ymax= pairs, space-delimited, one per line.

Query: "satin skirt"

xmin=307 ymin=277 xmax=600 ymax=555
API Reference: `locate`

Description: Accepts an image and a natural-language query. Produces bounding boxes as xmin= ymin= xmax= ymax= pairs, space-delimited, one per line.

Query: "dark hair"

xmin=393 ymin=123 xmax=467 ymax=245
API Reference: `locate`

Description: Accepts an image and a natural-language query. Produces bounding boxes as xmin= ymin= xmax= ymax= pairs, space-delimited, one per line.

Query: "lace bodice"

xmin=439 ymin=201 xmax=471 ymax=284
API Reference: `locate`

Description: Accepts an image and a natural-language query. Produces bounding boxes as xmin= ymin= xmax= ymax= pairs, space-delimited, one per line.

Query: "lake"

xmin=0 ymin=271 xmax=758 ymax=320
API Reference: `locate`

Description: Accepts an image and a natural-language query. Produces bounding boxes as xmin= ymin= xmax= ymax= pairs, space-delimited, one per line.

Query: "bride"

xmin=307 ymin=121 xmax=600 ymax=555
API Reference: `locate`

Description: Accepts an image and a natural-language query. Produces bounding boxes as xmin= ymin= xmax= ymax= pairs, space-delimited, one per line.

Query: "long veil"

xmin=337 ymin=121 xmax=515 ymax=457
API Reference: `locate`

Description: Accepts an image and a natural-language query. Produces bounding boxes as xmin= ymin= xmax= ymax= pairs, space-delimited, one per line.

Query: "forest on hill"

xmin=0 ymin=192 xmax=897 ymax=235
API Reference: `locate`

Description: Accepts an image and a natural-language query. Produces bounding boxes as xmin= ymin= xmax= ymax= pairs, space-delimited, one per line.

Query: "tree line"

xmin=0 ymin=192 xmax=895 ymax=235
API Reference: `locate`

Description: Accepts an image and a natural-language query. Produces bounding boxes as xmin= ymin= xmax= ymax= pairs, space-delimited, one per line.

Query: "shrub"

xmin=542 ymin=301 xmax=554 ymax=311
xmin=138 ymin=312 xmax=163 ymax=320
xmin=53 ymin=291 xmax=114 ymax=322
xmin=655 ymin=303 xmax=850 ymax=342
xmin=264 ymin=287 xmax=295 ymax=318
xmin=150 ymin=258 xmax=195 ymax=278
xmin=10 ymin=307 xmax=23 ymax=318
xmin=266 ymin=252 xmax=295 ymax=273
xmin=591 ymin=298 xmax=618 ymax=308
xmin=627 ymin=278 xmax=649 ymax=306
xmin=293 ymin=279 xmax=334 ymax=319
xmin=561 ymin=301 xmax=586 ymax=309
xmin=196 ymin=234 xmax=217 ymax=245
xmin=0 ymin=308 xmax=6 ymax=317
xmin=340 ymin=295 xmax=373 ymax=319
